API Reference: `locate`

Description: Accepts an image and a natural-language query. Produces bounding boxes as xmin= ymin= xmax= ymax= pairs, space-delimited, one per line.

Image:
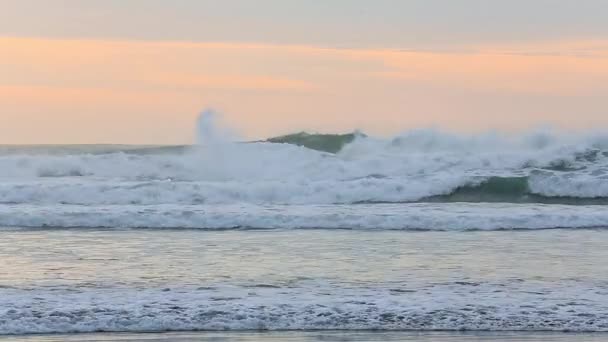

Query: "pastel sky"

xmin=1 ymin=0 xmax=607 ymax=144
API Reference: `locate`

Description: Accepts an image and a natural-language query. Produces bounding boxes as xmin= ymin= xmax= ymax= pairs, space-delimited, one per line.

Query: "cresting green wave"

xmin=425 ymin=176 xmax=608 ymax=205
xmin=20 ymin=131 xmax=364 ymax=155
xmin=266 ymin=131 xmax=364 ymax=153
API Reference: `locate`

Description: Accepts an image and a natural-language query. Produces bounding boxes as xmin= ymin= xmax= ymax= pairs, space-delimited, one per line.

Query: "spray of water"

xmin=193 ymin=108 xmax=249 ymax=180
xmin=195 ymin=109 xmax=238 ymax=146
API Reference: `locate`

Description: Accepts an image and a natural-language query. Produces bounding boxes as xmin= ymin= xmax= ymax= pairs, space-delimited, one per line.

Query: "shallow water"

xmin=1 ymin=228 xmax=608 ymax=334
xmin=2 ymin=331 xmax=608 ymax=341
xmin=2 ymin=138 xmax=608 ymax=336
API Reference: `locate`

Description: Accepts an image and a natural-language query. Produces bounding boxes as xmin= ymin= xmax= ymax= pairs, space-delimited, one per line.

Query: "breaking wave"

xmin=2 ymin=117 xmax=608 ymax=228
xmin=2 ymin=129 xmax=608 ymax=206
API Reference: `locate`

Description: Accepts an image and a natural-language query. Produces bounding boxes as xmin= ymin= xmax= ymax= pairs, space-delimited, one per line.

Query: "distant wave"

xmin=0 ymin=132 xmax=360 ymax=155
xmin=0 ymin=144 xmax=191 ymax=156
xmin=1 ymin=129 xmax=608 ymax=207
xmin=266 ymin=131 xmax=363 ymax=153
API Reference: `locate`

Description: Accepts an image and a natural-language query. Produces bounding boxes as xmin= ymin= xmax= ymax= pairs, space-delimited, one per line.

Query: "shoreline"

xmin=3 ymin=331 xmax=608 ymax=342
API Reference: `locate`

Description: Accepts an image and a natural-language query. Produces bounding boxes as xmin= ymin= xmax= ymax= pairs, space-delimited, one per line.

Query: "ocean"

xmin=2 ymin=129 xmax=608 ymax=340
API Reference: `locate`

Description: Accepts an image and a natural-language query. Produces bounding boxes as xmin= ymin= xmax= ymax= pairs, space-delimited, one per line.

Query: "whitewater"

xmin=2 ymin=117 xmax=608 ymax=337
xmin=1 ymin=126 xmax=608 ymax=230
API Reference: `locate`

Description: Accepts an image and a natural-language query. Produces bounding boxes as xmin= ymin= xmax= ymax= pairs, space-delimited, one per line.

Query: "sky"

xmin=1 ymin=0 xmax=607 ymax=144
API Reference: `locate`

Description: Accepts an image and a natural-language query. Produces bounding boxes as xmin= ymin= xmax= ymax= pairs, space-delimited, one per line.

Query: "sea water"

xmin=2 ymin=128 xmax=608 ymax=339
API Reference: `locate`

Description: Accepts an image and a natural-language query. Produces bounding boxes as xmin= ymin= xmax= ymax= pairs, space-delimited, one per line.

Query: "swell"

xmin=0 ymin=131 xmax=360 ymax=156
xmin=0 ymin=144 xmax=192 ymax=156
xmin=266 ymin=131 xmax=363 ymax=153
xmin=425 ymin=176 xmax=608 ymax=205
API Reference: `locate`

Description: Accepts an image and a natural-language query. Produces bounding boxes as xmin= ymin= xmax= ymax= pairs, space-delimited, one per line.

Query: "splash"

xmin=195 ymin=109 xmax=238 ymax=146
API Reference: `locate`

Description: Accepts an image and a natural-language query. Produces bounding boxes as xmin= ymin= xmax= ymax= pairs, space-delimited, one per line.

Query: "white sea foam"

xmin=1 ymin=280 xmax=607 ymax=334
xmin=0 ymin=133 xmax=607 ymax=206
xmin=0 ymin=128 xmax=608 ymax=229
xmin=0 ymin=203 xmax=606 ymax=230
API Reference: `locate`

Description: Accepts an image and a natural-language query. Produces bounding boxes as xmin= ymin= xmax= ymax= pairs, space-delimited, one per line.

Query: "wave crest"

xmin=1 ymin=129 xmax=608 ymax=206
